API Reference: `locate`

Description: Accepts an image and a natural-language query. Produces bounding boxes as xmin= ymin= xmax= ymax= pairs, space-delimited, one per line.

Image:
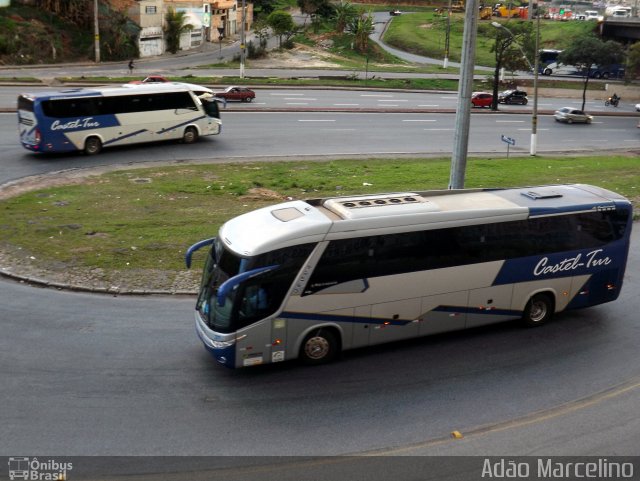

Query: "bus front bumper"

xmin=194 ymin=312 xmax=236 ymax=368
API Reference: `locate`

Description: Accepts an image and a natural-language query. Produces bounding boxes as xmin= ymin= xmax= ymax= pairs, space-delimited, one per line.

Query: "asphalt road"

xmin=2 ymin=110 xmax=639 ymax=187
xmin=1 ymin=231 xmax=639 ymax=458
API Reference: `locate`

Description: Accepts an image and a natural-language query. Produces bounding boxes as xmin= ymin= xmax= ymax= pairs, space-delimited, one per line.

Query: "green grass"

xmin=383 ymin=13 xmax=599 ymax=66
xmin=1 ymin=156 xmax=638 ymax=274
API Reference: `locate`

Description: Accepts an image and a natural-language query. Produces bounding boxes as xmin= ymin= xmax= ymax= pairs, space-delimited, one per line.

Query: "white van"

xmin=585 ymin=10 xmax=600 ymax=19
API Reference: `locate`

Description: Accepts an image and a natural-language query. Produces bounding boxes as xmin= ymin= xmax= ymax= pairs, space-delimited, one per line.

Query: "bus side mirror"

xmin=216 ymin=265 xmax=279 ymax=307
xmin=185 ymin=237 xmax=215 ymax=268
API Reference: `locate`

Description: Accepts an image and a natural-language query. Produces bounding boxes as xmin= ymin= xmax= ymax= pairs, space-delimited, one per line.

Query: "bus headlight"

xmin=212 ymin=339 xmax=236 ymax=349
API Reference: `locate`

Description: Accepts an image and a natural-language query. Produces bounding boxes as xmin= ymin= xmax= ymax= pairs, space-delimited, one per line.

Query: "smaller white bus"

xmin=18 ymin=83 xmax=221 ymax=155
xmin=186 ymin=184 xmax=632 ymax=368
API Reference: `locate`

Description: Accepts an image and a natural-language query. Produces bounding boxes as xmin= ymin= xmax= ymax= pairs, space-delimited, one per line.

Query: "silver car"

xmin=554 ymin=107 xmax=593 ymax=124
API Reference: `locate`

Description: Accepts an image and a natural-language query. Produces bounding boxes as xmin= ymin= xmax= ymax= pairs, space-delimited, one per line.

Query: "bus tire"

xmin=300 ymin=329 xmax=339 ymax=365
xmin=183 ymin=126 xmax=198 ymax=144
xmin=84 ymin=136 xmax=102 ymax=155
xmin=522 ymin=293 xmax=554 ymax=327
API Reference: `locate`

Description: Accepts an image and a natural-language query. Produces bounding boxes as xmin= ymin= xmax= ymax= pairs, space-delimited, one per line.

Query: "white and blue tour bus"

xmin=186 ymin=184 xmax=632 ymax=368
xmin=17 ymin=83 xmax=221 ymax=155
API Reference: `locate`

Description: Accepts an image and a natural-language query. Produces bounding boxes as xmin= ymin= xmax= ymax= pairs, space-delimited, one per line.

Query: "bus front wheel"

xmin=84 ymin=136 xmax=102 ymax=155
xmin=300 ymin=329 xmax=339 ymax=365
xmin=522 ymin=293 xmax=554 ymax=327
xmin=182 ymin=126 xmax=198 ymax=144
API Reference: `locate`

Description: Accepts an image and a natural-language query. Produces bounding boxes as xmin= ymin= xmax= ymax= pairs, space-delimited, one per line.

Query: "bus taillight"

xmin=34 ymin=128 xmax=41 ymax=145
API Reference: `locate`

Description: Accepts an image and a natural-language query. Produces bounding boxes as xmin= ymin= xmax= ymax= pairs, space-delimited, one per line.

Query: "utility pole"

xmin=240 ymin=0 xmax=246 ymax=79
xmin=449 ymin=0 xmax=479 ymax=189
xmin=93 ymin=0 xmax=100 ymax=63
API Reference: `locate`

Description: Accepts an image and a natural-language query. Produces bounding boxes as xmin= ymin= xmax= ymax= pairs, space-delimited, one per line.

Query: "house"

xmin=109 ymin=0 xmax=253 ymax=57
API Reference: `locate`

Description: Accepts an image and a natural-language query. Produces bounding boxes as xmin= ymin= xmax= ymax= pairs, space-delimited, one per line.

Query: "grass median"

xmin=0 ymin=155 xmax=638 ymax=291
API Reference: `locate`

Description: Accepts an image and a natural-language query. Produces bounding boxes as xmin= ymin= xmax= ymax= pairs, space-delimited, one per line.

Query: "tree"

xmin=488 ymin=21 xmax=533 ymax=111
xmin=333 ymin=1 xmax=357 ymax=34
xmin=347 ymin=9 xmax=375 ymax=53
xmin=252 ymin=0 xmax=277 ymax=18
xmin=298 ymin=0 xmax=334 ymax=32
xmin=627 ymin=42 xmax=640 ymax=80
xmin=267 ymin=10 xmax=297 ymax=49
xmin=164 ymin=8 xmax=193 ymax=54
xmin=559 ymin=35 xmax=625 ymax=111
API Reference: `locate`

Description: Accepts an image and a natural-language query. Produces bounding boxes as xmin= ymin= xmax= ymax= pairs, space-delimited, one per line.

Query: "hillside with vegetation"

xmin=0 ymin=1 xmax=137 ymax=65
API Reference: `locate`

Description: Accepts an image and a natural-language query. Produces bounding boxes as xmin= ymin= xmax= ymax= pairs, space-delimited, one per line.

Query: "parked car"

xmin=554 ymin=107 xmax=593 ymax=124
xmin=214 ymin=86 xmax=256 ymax=102
xmin=498 ymin=89 xmax=528 ymax=105
xmin=471 ymin=92 xmax=493 ymax=108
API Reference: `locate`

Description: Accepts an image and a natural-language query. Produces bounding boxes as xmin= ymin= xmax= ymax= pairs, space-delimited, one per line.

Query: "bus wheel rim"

xmin=305 ymin=336 xmax=329 ymax=360
xmin=530 ymin=301 xmax=547 ymax=322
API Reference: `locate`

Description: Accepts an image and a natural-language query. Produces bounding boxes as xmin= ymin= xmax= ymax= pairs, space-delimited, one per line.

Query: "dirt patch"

xmin=249 ymin=44 xmax=343 ymax=69
xmin=239 ymin=187 xmax=286 ymax=201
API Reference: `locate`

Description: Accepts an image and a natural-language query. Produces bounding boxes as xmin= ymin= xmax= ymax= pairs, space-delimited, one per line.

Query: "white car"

xmin=636 ymin=103 xmax=640 ymax=112
xmin=554 ymin=107 xmax=593 ymax=124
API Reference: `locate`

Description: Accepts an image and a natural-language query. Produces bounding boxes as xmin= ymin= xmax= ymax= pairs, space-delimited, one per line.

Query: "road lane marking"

xmin=402 ymin=119 xmax=437 ymax=122
xmin=354 ymin=375 xmax=640 ymax=456
xmin=298 ymin=119 xmax=336 ymax=122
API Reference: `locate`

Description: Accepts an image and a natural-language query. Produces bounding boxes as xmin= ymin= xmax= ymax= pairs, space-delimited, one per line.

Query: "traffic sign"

xmin=501 ymin=135 xmax=516 ymax=146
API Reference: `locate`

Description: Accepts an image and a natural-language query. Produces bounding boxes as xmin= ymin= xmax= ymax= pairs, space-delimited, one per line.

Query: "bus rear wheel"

xmin=182 ymin=126 xmax=198 ymax=144
xmin=522 ymin=293 xmax=554 ymax=327
xmin=84 ymin=136 xmax=102 ymax=155
xmin=300 ymin=329 xmax=339 ymax=365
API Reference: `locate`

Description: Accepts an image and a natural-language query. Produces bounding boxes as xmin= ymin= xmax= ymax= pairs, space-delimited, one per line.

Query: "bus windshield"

xmin=196 ymin=240 xmax=315 ymax=333
xmin=201 ymin=97 xmax=221 ymax=119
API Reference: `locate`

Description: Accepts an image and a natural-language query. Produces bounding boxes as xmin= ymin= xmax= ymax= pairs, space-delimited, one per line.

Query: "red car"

xmin=128 ymin=75 xmax=169 ymax=84
xmin=214 ymin=86 xmax=256 ymax=102
xmin=471 ymin=92 xmax=493 ymax=108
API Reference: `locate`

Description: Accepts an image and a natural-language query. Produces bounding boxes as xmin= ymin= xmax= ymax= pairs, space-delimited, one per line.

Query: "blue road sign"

xmin=501 ymin=135 xmax=516 ymax=146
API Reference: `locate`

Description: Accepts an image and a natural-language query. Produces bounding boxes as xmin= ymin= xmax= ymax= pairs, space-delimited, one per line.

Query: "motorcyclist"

xmin=611 ymin=93 xmax=620 ymax=104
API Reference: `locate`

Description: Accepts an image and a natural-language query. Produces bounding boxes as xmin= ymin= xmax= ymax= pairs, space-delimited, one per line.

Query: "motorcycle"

xmin=605 ymin=96 xmax=620 ymax=107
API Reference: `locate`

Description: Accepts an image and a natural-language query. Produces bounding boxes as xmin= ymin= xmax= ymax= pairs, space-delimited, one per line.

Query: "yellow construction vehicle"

xmin=480 ymin=5 xmax=493 ymax=18
xmin=493 ymin=3 xmax=521 ymax=17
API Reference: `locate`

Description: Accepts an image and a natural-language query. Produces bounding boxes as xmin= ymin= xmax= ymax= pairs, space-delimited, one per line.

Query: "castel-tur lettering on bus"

xmin=534 ymin=249 xmax=611 ymax=277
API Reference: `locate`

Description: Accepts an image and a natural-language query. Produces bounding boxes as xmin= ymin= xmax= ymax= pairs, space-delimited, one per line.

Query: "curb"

xmin=0 ymin=268 xmax=196 ymax=297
